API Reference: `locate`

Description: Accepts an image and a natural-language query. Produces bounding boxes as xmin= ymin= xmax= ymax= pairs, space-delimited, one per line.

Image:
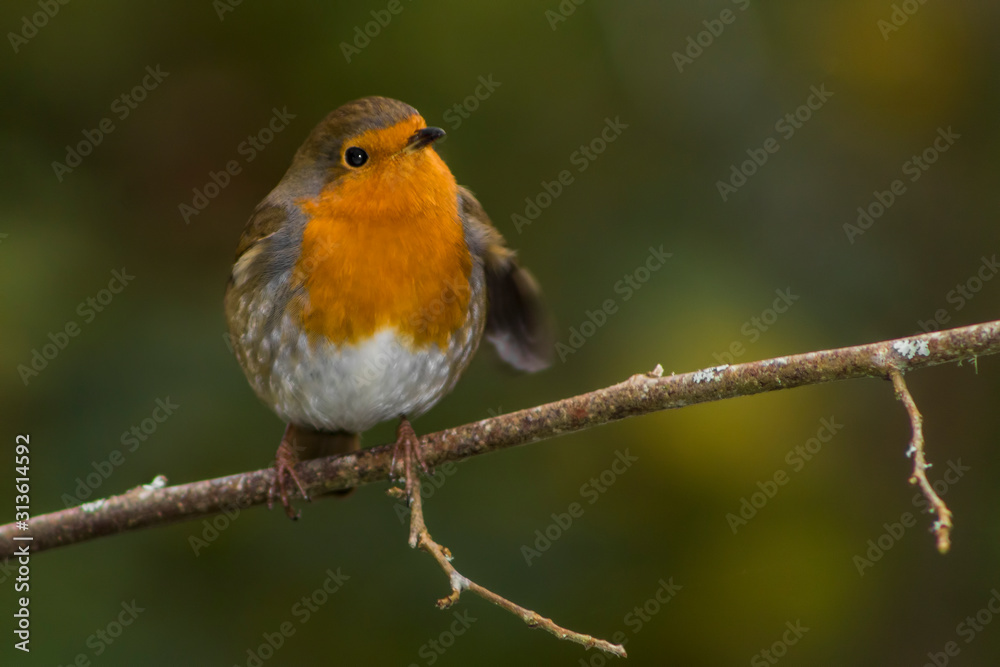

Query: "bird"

xmin=224 ymin=96 xmax=552 ymax=518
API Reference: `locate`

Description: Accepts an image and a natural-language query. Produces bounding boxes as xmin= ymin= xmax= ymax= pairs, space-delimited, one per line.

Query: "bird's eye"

xmin=345 ymin=146 xmax=368 ymax=167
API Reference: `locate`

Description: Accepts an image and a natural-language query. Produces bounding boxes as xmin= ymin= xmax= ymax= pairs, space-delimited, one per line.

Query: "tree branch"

xmin=3 ymin=319 xmax=999 ymax=559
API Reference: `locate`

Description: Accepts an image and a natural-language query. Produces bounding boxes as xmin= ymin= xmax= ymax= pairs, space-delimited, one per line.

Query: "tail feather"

xmin=457 ymin=186 xmax=554 ymax=373
xmin=484 ymin=253 xmax=553 ymax=372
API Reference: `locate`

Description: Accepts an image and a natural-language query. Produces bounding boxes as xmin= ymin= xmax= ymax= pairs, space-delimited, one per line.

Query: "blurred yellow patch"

xmin=615 ymin=285 xmax=836 ymax=488
xmin=811 ymin=1 xmax=972 ymax=127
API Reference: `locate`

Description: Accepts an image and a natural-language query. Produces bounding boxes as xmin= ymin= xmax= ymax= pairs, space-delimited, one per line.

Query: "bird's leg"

xmin=391 ymin=416 xmax=431 ymax=502
xmin=268 ymin=423 xmax=311 ymax=520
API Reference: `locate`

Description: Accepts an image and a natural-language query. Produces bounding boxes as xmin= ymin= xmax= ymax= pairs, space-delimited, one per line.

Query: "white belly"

xmin=264 ymin=320 xmax=480 ymax=432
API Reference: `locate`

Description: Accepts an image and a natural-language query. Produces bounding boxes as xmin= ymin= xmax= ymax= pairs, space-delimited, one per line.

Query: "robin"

xmin=224 ymin=96 xmax=552 ymax=518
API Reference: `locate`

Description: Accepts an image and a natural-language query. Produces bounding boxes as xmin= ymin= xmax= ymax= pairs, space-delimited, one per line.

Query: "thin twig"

xmin=2 ymin=319 xmax=999 ymax=558
xmin=387 ymin=459 xmax=627 ymax=658
xmin=889 ymin=369 xmax=953 ymax=553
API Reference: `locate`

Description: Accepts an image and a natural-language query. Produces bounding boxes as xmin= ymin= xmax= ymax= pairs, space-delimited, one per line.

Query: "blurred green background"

xmin=3 ymin=1 xmax=1000 ymax=665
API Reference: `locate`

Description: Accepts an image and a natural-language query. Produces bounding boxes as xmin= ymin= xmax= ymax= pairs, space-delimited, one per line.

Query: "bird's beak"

xmin=405 ymin=126 xmax=446 ymax=152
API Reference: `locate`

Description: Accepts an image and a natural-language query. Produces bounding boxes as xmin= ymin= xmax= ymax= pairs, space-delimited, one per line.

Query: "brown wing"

xmin=459 ymin=187 xmax=553 ymax=372
xmin=233 ymin=203 xmax=288 ymax=260
xmin=224 ymin=201 xmax=307 ymax=342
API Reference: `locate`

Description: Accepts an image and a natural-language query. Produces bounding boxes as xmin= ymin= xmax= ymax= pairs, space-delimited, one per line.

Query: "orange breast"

xmin=293 ymin=148 xmax=471 ymax=349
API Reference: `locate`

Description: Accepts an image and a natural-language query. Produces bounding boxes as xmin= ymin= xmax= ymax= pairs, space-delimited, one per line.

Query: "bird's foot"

xmin=391 ymin=417 xmax=431 ymax=501
xmin=268 ymin=424 xmax=311 ymax=520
